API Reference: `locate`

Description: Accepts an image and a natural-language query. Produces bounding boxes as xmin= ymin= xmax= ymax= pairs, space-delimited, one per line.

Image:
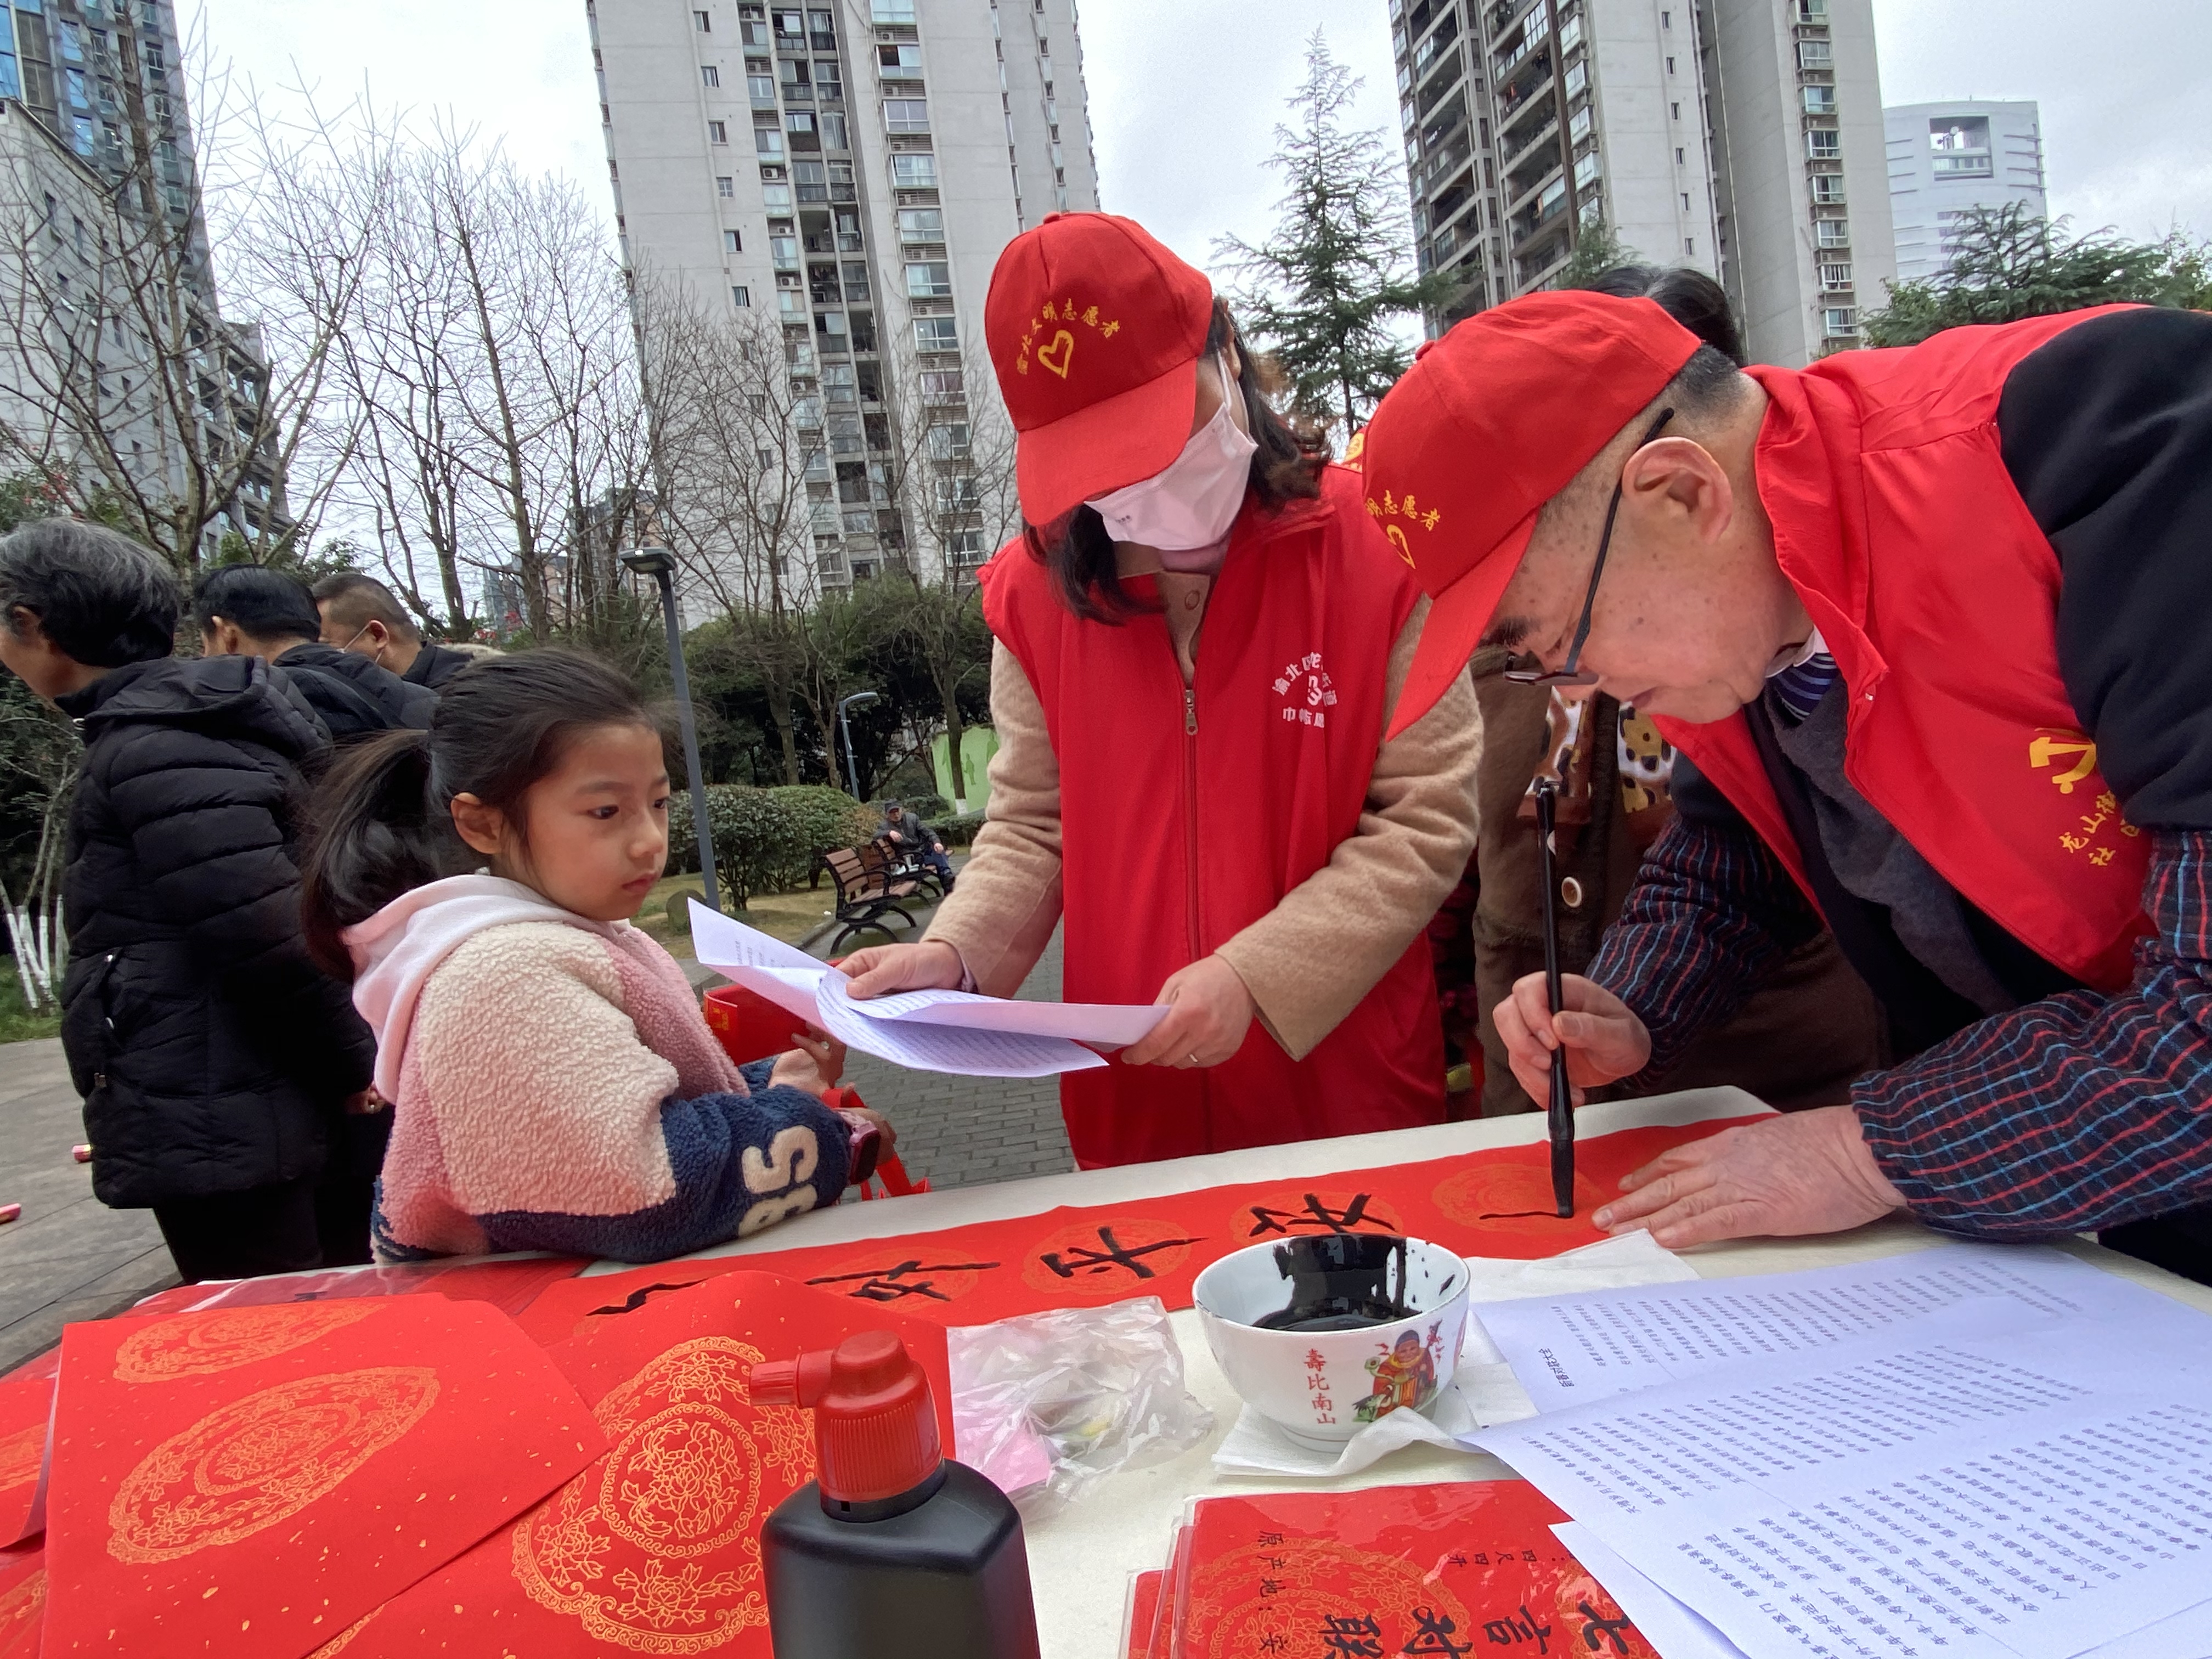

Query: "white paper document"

xmin=1472 ymin=1296 xmax=2212 ymax=1659
xmin=1553 ymin=1523 xmax=1749 ymax=1659
xmin=689 ymin=902 xmax=1165 ymax=1076
xmin=1472 ymin=1241 xmax=2158 ymax=1409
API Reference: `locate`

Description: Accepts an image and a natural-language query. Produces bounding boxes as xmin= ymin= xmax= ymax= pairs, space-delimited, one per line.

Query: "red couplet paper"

xmin=1124 ymin=1570 xmax=1163 ymax=1659
xmin=0 ymin=1543 xmax=43 ymax=1658
xmin=336 ymin=1270 xmax=955 ymax=1658
xmin=0 ymin=1375 xmax=51 ymax=1549
xmin=518 ymin=1118 xmax=1766 ymax=1344
xmin=41 ymin=1297 xmax=606 ymax=1658
xmin=1171 ymin=1481 xmax=1658 ymax=1659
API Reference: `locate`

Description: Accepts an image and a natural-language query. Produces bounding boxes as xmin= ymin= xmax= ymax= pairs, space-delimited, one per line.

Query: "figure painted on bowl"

xmin=1355 ymin=1324 xmax=1440 ymax=1423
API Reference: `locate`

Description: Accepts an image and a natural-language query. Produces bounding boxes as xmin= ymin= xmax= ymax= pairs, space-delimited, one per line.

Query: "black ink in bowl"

xmin=1251 ymin=1234 xmax=1462 ymax=1333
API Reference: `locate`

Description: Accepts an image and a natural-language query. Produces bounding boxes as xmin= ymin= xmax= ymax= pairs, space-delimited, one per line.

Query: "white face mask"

xmin=1085 ymin=353 xmax=1257 ymax=551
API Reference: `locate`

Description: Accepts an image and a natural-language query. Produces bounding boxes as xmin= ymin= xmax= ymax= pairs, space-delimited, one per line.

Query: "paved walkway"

xmin=0 ymin=1039 xmax=176 ymax=1373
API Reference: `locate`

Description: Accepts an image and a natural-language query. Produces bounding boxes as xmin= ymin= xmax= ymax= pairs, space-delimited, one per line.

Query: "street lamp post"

xmin=622 ymin=547 xmax=720 ymax=915
xmin=837 ymin=690 xmax=880 ymax=802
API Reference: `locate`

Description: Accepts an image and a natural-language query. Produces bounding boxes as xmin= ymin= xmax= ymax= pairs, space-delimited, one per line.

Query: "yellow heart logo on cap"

xmin=1035 ymin=329 xmax=1075 ymax=379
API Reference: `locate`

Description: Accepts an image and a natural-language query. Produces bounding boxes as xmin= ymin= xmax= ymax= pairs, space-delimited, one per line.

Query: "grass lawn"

xmin=630 ymin=873 xmax=862 ymax=957
xmin=0 ymin=969 xmax=61 ymax=1043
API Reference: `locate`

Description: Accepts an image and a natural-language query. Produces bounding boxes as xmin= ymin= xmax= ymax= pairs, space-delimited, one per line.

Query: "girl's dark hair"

xmin=300 ymin=647 xmax=657 ymax=977
xmin=1573 ymin=263 xmax=1748 ymax=367
xmin=1024 ymin=298 xmax=1328 ymax=623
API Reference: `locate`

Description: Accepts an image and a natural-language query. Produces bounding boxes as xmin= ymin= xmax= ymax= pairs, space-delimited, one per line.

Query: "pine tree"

xmin=1863 ymin=202 xmax=2212 ymax=347
xmin=1214 ymin=31 xmax=1459 ymax=441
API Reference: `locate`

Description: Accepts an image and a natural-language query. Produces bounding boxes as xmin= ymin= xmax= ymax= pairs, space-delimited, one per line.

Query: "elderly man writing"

xmin=1362 ymin=294 xmax=2212 ymax=1284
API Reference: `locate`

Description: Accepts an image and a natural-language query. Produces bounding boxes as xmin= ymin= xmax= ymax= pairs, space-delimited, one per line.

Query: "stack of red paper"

xmin=0 ymin=1271 xmax=949 ymax=1657
xmin=1118 ymin=1481 xmax=1663 ymax=1659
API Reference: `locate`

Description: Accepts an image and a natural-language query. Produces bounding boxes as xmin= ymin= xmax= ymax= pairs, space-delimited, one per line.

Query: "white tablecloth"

xmin=597 ymin=1087 xmax=2212 ymax=1659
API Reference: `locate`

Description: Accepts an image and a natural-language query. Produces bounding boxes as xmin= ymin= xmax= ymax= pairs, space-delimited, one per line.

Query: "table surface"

xmin=618 ymin=1087 xmax=2212 ymax=1659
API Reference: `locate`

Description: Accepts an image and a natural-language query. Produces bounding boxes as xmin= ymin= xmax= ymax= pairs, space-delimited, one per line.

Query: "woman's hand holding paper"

xmin=1121 ymin=955 xmax=1256 ymax=1069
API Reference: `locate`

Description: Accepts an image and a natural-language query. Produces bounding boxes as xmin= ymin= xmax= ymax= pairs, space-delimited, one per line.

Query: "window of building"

xmin=794 ymin=159 xmax=827 ymax=200
xmin=815 ymin=61 xmax=843 ymax=97
xmin=842 ymin=260 xmax=871 ymax=300
xmin=1680 ymin=190 xmax=1690 ymax=209
xmin=778 ymin=289 xmax=806 ymax=317
xmin=905 ymin=260 xmax=952 ymax=298
xmin=696 ymin=8 xmax=711 ymax=29
xmin=1797 ymin=38 xmax=1832 ymax=67
xmin=1797 ymin=0 xmax=1829 ymax=17
xmin=763 ymin=179 xmax=793 ymax=210
xmin=1684 ymin=236 xmax=1694 ymax=255
xmin=871 ymin=0 xmax=917 ymax=20
xmin=1805 ymin=128 xmax=1841 ymax=160
xmin=898 ymin=207 xmax=944 ymax=244
xmin=1802 ymin=85 xmax=1836 ymax=114
xmin=787 ymin=109 xmax=820 ymax=149
xmin=770 ymin=234 xmax=799 ymax=268
xmin=1665 ymin=55 xmax=1675 ymax=73
xmin=1676 ymin=146 xmax=1684 ymax=164
xmin=731 ymin=284 xmax=751 ymax=307
xmin=702 ymin=64 xmax=720 ymax=87
xmin=913 ymin=316 xmax=960 ymax=352
xmin=753 ymin=123 xmax=781 ymax=155
xmin=1816 ymin=217 xmax=1849 ymax=247
xmin=816 ymin=309 xmax=849 ymax=338
xmin=708 ymin=119 xmax=729 ymax=143
xmin=919 ymin=368 xmax=966 ymax=402
xmin=1824 ymin=306 xmax=1858 ymax=336
xmin=724 ymin=228 xmax=742 ymax=252
xmin=884 ymin=98 xmax=929 ymax=133
xmin=749 ymin=70 xmax=776 ymax=101
xmin=821 ymin=111 xmax=849 ymax=149
xmin=926 ymin=422 xmax=970 ymax=460
xmin=891 ymin=152 xmax=938 ymax=187
xmin=1819 ymin=262 xmax=1853 ymax=289
xmin=717 ymin=174 xmax=735 ymax=196
xmin=0 ymin=55 xmax=18 ymax=100
xmin=879 ymin=43 xmax=923 ymax=77
xmin=66 ymin=67 xmax=87 ymax=107
xmin=823 ymin=362 xmax=857 ymax=403
xmin=71 ymin=116 xmax=94 ymax=155
xmin=1812 ymin=173 xmax=1846 ymax=204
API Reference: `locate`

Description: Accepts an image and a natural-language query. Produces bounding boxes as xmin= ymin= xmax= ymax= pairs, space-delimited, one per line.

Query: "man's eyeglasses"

xmin=1504 ymin=407 xmax=1677 ymax=687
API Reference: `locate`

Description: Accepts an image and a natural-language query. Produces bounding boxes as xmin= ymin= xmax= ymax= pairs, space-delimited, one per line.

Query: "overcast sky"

xmin=183 ymin=0 xmax=2210 ymax=279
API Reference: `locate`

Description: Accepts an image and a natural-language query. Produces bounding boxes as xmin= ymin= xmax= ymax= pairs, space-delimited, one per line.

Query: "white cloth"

xmin=1210 ymin=1232 xmax=1698 ymax=1478
xmin=345 ymin=873 xmax=613 ymax=1099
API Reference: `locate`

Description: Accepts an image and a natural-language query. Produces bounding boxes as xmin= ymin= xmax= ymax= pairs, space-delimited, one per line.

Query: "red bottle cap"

xmin=749 ymin=1330 xmax=942 ymax=1504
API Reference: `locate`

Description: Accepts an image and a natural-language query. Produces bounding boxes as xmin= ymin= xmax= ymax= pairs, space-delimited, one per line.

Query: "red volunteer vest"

xmin=981 ymin=466 xmax=1447 ymax=1167
xmin=1656 ymin=306 xmax=2153 ymax=991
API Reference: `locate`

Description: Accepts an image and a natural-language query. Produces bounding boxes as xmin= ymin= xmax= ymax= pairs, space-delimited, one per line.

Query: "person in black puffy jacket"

xmin=193 ymin=564 xmax=436 ymax=742
xmin=0 ymin=522 xmax=377 ymax=1282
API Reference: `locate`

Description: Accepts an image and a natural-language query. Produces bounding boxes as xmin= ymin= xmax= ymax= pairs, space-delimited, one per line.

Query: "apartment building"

xmin=1885 ymin=99 xmax=2046 ymax=285
xmin=0 ymin=0 xmax=284 ymax=551
xmin=591 ymin=0 xmax=1100 ymax=591
xmin=1394 ymin=0 xmax=1895 ymax=366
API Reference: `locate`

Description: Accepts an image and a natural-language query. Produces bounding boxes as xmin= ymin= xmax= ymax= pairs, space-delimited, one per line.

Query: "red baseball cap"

xmin=1362 ymin=291 xmax=1701 ymax=737
xmin=984 ymin=212 xmax=1215 ymax=524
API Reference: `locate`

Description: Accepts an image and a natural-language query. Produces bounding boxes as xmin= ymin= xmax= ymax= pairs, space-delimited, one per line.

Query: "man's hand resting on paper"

xmin=1121 ymin=955 xmax=1256 ymax=1069
xmin=838 ymin=939 xmax=965 ymax=998
xmin=1594 ymin=1107 xmax=1907 ymax=1248
xmin=1493 ymin=972 xmax=1654 ymax=1107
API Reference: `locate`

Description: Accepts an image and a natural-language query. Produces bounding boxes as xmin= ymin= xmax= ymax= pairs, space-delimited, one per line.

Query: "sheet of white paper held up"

xmin=1471 ymin=1240 xmax=2159 ymax=1410
xmin=687 ymin=901 xmax=1166 ymax=1077
xmin=1472 ymin=1294 xmax=2212 ymax=1659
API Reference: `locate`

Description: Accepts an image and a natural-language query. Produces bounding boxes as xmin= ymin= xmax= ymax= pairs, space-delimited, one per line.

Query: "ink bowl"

xmin=1191 ymin=1234 xmax=1469 ymax=1447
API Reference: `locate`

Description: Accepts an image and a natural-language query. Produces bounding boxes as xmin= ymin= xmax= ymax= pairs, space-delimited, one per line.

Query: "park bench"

xmin=817 ymin=844 xmax=928 ymax=953
xmin=874 ymin=833 xmax=949 ymax=901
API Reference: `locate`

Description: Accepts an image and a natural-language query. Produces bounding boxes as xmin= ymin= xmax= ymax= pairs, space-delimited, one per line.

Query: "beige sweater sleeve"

xmin=1215 ymin=597 xmax=1482 ymax=1060
xmin=921 ymin=641 xmax=1066 ymax=997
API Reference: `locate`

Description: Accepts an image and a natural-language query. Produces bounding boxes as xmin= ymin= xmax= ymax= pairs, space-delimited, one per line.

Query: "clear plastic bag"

xmin=947 ymin=1296 xmax=1215 ymax=1520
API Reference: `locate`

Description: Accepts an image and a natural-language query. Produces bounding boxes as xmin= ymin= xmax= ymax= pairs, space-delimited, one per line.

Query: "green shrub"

xmin=936 ymin=810 xmax=986 ymax=848
xmin=667 ymin=785 xmax=875 ymax=904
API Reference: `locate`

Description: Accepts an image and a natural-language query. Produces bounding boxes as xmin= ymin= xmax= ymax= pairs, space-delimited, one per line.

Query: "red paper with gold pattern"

xmin=1124 ymin=1570 xmax=1163 ymax=1659
xmin=335 ymin=1270 xmax=955 ymax=1658
xmin=0 ymin=1543 xmax=43 ymax=1658
xmin=517 ymin=1118 xmax=1765 ymax=1344
xmin=0 ymin=1377 xmax=50 ymax=1549
xmin=1171 ymin=1481 xmax=1658 ymax=1659
xmin=41 ymin=1297 xmax=605 ymax=1658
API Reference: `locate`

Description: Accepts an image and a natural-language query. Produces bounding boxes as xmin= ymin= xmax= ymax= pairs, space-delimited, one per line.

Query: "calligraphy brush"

xmin=1533 ymin=778 xmax=1576 ymax=1218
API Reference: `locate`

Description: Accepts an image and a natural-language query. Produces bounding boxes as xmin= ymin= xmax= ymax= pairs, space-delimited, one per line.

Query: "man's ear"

xmin=449 ymin=792 xmax=506 ymax=859
xmin=1618 ymin=436 xmax=1734 ymax=546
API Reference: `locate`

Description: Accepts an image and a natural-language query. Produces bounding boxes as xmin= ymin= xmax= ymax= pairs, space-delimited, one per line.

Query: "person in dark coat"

xmin=310 ymin=571 xmax=479 ymax=691
xmin=0 ymin=521 xmax=377 ymax=1282
xmin=193 ymin=565 xmax=437 ymax=740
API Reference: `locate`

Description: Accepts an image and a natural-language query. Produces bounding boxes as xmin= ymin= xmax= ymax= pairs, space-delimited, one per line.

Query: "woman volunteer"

xmin=840 ymin=212 xmax=1480 ymax=1167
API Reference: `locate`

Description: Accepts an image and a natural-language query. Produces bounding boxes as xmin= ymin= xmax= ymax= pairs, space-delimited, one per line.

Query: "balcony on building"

xmin=1928 ymin=114 xmax=1994 ymax=178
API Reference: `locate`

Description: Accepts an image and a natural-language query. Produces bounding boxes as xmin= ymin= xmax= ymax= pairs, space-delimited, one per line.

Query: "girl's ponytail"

xmin=300 ymin=727 xmax=462 ymax=978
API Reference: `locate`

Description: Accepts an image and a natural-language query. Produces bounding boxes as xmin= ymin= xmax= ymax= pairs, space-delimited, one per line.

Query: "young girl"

xmin=302 ymin=647 xmax=876 ymax=1263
